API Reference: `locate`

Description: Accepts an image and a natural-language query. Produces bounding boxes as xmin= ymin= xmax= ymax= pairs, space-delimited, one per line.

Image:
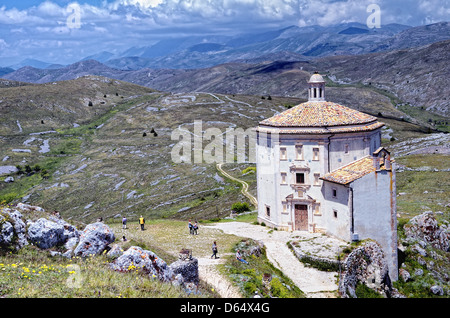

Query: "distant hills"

xmin=2 ymin=21 xmax=449 ymax=72
xmin=1 ymin=21 xmax=449 ymax=119
xmin=3 ymin=39 xmax=449 ymax=118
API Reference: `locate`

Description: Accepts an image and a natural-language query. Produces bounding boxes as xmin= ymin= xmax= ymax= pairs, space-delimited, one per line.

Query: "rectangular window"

xmin=266 ymin=206 xmax=271 ymax=217
xmin=280 ymin=147 xmax=287 ymax=160
xmin=344 ymin=144 xmax=349 ymax=154
xmin=296 ymin=173 xmax=305 ymax=184
xmin=314 ymin=173 xmax=320 ymax=186
xmin=295 ymin=145 xmax=303 ymax=160
xmin=314 ymin=203 xmax=321 ymax=215
xmin=332 ymin=188 xmax=337 ymax=198
xmin=313 ymin=147 xmax=320 ymax=161
xmin=333 ymin=210 xmax=338 ymax=218
xmin=281 ymin=172 xmax=287 ymax=184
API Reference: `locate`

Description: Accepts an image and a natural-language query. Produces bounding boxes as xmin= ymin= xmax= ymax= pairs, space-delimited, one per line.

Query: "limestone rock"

xmin=73 ymin=222 xmax=115 ymax=257
xmin=404 ymin=212 xmax=449 ymax=252
xmin=110 ymin=246 xmax=173 ymax=282
xmin=430 ymin=285 xmax=444 ymax=296
xmin=107 ymin=243 xmax=124 ymax=258
xmin=27 ymin=218 xmax=68 ymax=249
xmin=170 ymin=258 xmax=199 ymax=287
xmin=1 ymin=209 xmax=28 ymax=249
xmin=339 ymin=241 xmax=399 ymax=298
xmin=0 ymin=219 xmax=14 ymax=246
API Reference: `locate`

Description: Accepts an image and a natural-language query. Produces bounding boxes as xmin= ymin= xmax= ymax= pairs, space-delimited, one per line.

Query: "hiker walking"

xmin=211 ymin=241 xmax=218 ymax=259
xmin=139 ymin=215 xmax=145 ymax=231
xmin=236 ymin=249 xmax=248 ymax=264
xmin=122 ymin=216 xmax=127 ymax=229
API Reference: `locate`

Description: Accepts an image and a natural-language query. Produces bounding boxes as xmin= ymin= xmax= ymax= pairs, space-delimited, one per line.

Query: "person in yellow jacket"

xmin=139 ymin=215 xmax=145 ymax=231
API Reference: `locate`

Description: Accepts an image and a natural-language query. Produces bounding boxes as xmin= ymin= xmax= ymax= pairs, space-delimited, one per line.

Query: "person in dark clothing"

xmin=188 ymin=219 xmax=193 ymax=234
xmin=193 ymin=220 xmax=198 ymax=235
xmin=211 ymin=241 xmax=218 ymax=259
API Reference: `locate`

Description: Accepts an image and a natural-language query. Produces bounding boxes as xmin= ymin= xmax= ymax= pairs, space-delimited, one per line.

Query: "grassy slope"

xmin=1 ymin=90 xmax=304 ymax=224
xmin=0 ymin=74 xmax=448 ymax=298
xmin=1 ymin=74 xmax=447 ymax=224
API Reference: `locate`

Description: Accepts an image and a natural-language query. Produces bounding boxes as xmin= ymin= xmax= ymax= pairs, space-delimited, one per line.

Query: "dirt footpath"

xmin=205 ymin=222 xmax=342 ymax=298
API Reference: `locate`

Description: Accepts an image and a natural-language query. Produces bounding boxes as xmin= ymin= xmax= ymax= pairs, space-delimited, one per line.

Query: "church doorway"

xmin=294 ymin=204 xmax=308 ymax=231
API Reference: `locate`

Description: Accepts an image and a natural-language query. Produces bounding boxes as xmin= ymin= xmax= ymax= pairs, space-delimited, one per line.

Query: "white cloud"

xmin=0 ymin=38 xmax=8 ymax=49
xmin=35 ymin=1 xmax=65 ymax=16
xmin=0 ymin=0 xmax=447 ymax=66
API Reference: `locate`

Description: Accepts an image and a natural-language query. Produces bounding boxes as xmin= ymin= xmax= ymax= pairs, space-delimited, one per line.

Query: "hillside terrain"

xmin=0 ymin=75 xmax=448 ymax=299
xmin=3 ymin=40 xmax=449 ymax=130
xmin=0 ymin=80 xmax=304 ymax=223
xmin=0 ymin=74 xmax=447 ymax=225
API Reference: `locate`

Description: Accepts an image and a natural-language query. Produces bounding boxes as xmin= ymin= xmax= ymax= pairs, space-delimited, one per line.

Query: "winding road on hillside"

xmin=216 ymin=163 xmax=258 ymax=208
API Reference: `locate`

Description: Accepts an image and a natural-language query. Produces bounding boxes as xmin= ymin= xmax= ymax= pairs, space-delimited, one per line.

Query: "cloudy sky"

xmin=0 ymin=0 xmax=449 ymax=66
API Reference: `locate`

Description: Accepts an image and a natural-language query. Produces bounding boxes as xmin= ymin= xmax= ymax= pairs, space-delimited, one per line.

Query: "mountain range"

xmin=3 ymin=40 xmax=449 ymax=120
xmin=2 ymin=21 xmax=449 ymax=71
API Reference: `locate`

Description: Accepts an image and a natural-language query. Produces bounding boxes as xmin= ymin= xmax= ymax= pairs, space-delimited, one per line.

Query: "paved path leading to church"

xmin=204 ymin=221 xmax=341 ymax=298
xmin=213 ymin=164 xmax=340 ymax=297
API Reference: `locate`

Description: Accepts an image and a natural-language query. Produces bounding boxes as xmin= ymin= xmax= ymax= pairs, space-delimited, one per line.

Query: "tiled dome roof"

xmin=260 ymin=101 xmax=378 ymax=128
xmin=308 ymin=73 xmax=325 ymax=83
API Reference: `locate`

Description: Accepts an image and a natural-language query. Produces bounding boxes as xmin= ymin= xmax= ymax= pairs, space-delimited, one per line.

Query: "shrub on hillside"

xmin=231 ymin=202 xmax=251 ymax=214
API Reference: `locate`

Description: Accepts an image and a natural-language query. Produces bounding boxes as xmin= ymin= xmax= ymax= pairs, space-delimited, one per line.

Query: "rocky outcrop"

xmin=170 ymin=258 xmax=199 ymax=288
xmin=110 ymin=246 xmax=173 ymax=282
xmin=339 ymin=241 xmax=403 ymax=298
xmin=403 ymin=212 xmax=449 ymax=252
xmin=73 ymin=222 xmax=115 ymax=257
xmin=1 ymin=203 xmax=200 ymax=292
xmin=0 ymin=203 xmax=113 ymax=258
xmin=0 ymin=208 xmax=28 ymax=249
xmin=28 ymin=218 xmax=68 ymax=249
xmin=398 ymin=212 xmax=449 ymax=296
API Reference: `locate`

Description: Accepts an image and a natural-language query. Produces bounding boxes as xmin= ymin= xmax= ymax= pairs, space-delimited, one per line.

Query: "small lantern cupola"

xmin=308 ymin=71 xmax=326 ymax=102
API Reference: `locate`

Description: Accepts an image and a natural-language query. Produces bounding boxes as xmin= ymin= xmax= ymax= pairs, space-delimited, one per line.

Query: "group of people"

xmin=188 ymin=220 xmax=248 ymax=264
xmin=120 ymin=215 xmax=248 ymax=264
xmin=188 ymin=219 xmax=199 ymax=235
xmin=121 ymin=215 xmax=145 ymax=231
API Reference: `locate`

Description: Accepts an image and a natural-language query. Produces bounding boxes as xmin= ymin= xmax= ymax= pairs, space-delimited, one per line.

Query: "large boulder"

xmin=110 ymin=246 xmax=173 ymax=282
xmin=339 ymin=241 xmax=401 ymax=298
xmin=404 ymin=212 xmax=449 ymax=252
xmin=27 ymin=218 xmax=68 ymax=249
xmin=0 ymin=208 xmax=28 ymax=249
xmin=0 ymin=217 xmax=14 ymax=246
xmin=170 ymin=258 xmax=199 ymax=287
xmin=73 ymin=222 xmax=115 ymax=257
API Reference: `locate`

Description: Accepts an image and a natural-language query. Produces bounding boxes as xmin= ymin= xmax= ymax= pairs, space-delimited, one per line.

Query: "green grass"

xmin=395 ymin=154 xmax=449 ymax=222
xmin=221 ymin=239 xmax=305 ymax=298
xmin=0 ymin=246 xmax=199 ymax=298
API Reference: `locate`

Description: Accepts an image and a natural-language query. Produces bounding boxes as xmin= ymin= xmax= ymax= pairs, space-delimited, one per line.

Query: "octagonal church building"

xmin=256 ymin=72 xmax=398 ymax=280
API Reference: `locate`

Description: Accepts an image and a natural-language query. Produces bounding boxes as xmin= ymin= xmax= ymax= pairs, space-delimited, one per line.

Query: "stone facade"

xmin=256 ymin=73 xmax=398 ymax=280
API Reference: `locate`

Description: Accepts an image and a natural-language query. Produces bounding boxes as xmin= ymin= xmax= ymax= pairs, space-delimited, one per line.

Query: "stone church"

xmin=255 ymin=72 xmax=398 ymax=280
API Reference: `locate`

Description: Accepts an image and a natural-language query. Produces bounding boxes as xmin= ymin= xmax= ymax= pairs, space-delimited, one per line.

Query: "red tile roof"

xmin=260 ymin=101 xmax=378 ymax=128
xmin=320 ymin=156 xmax=375 ymax=185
